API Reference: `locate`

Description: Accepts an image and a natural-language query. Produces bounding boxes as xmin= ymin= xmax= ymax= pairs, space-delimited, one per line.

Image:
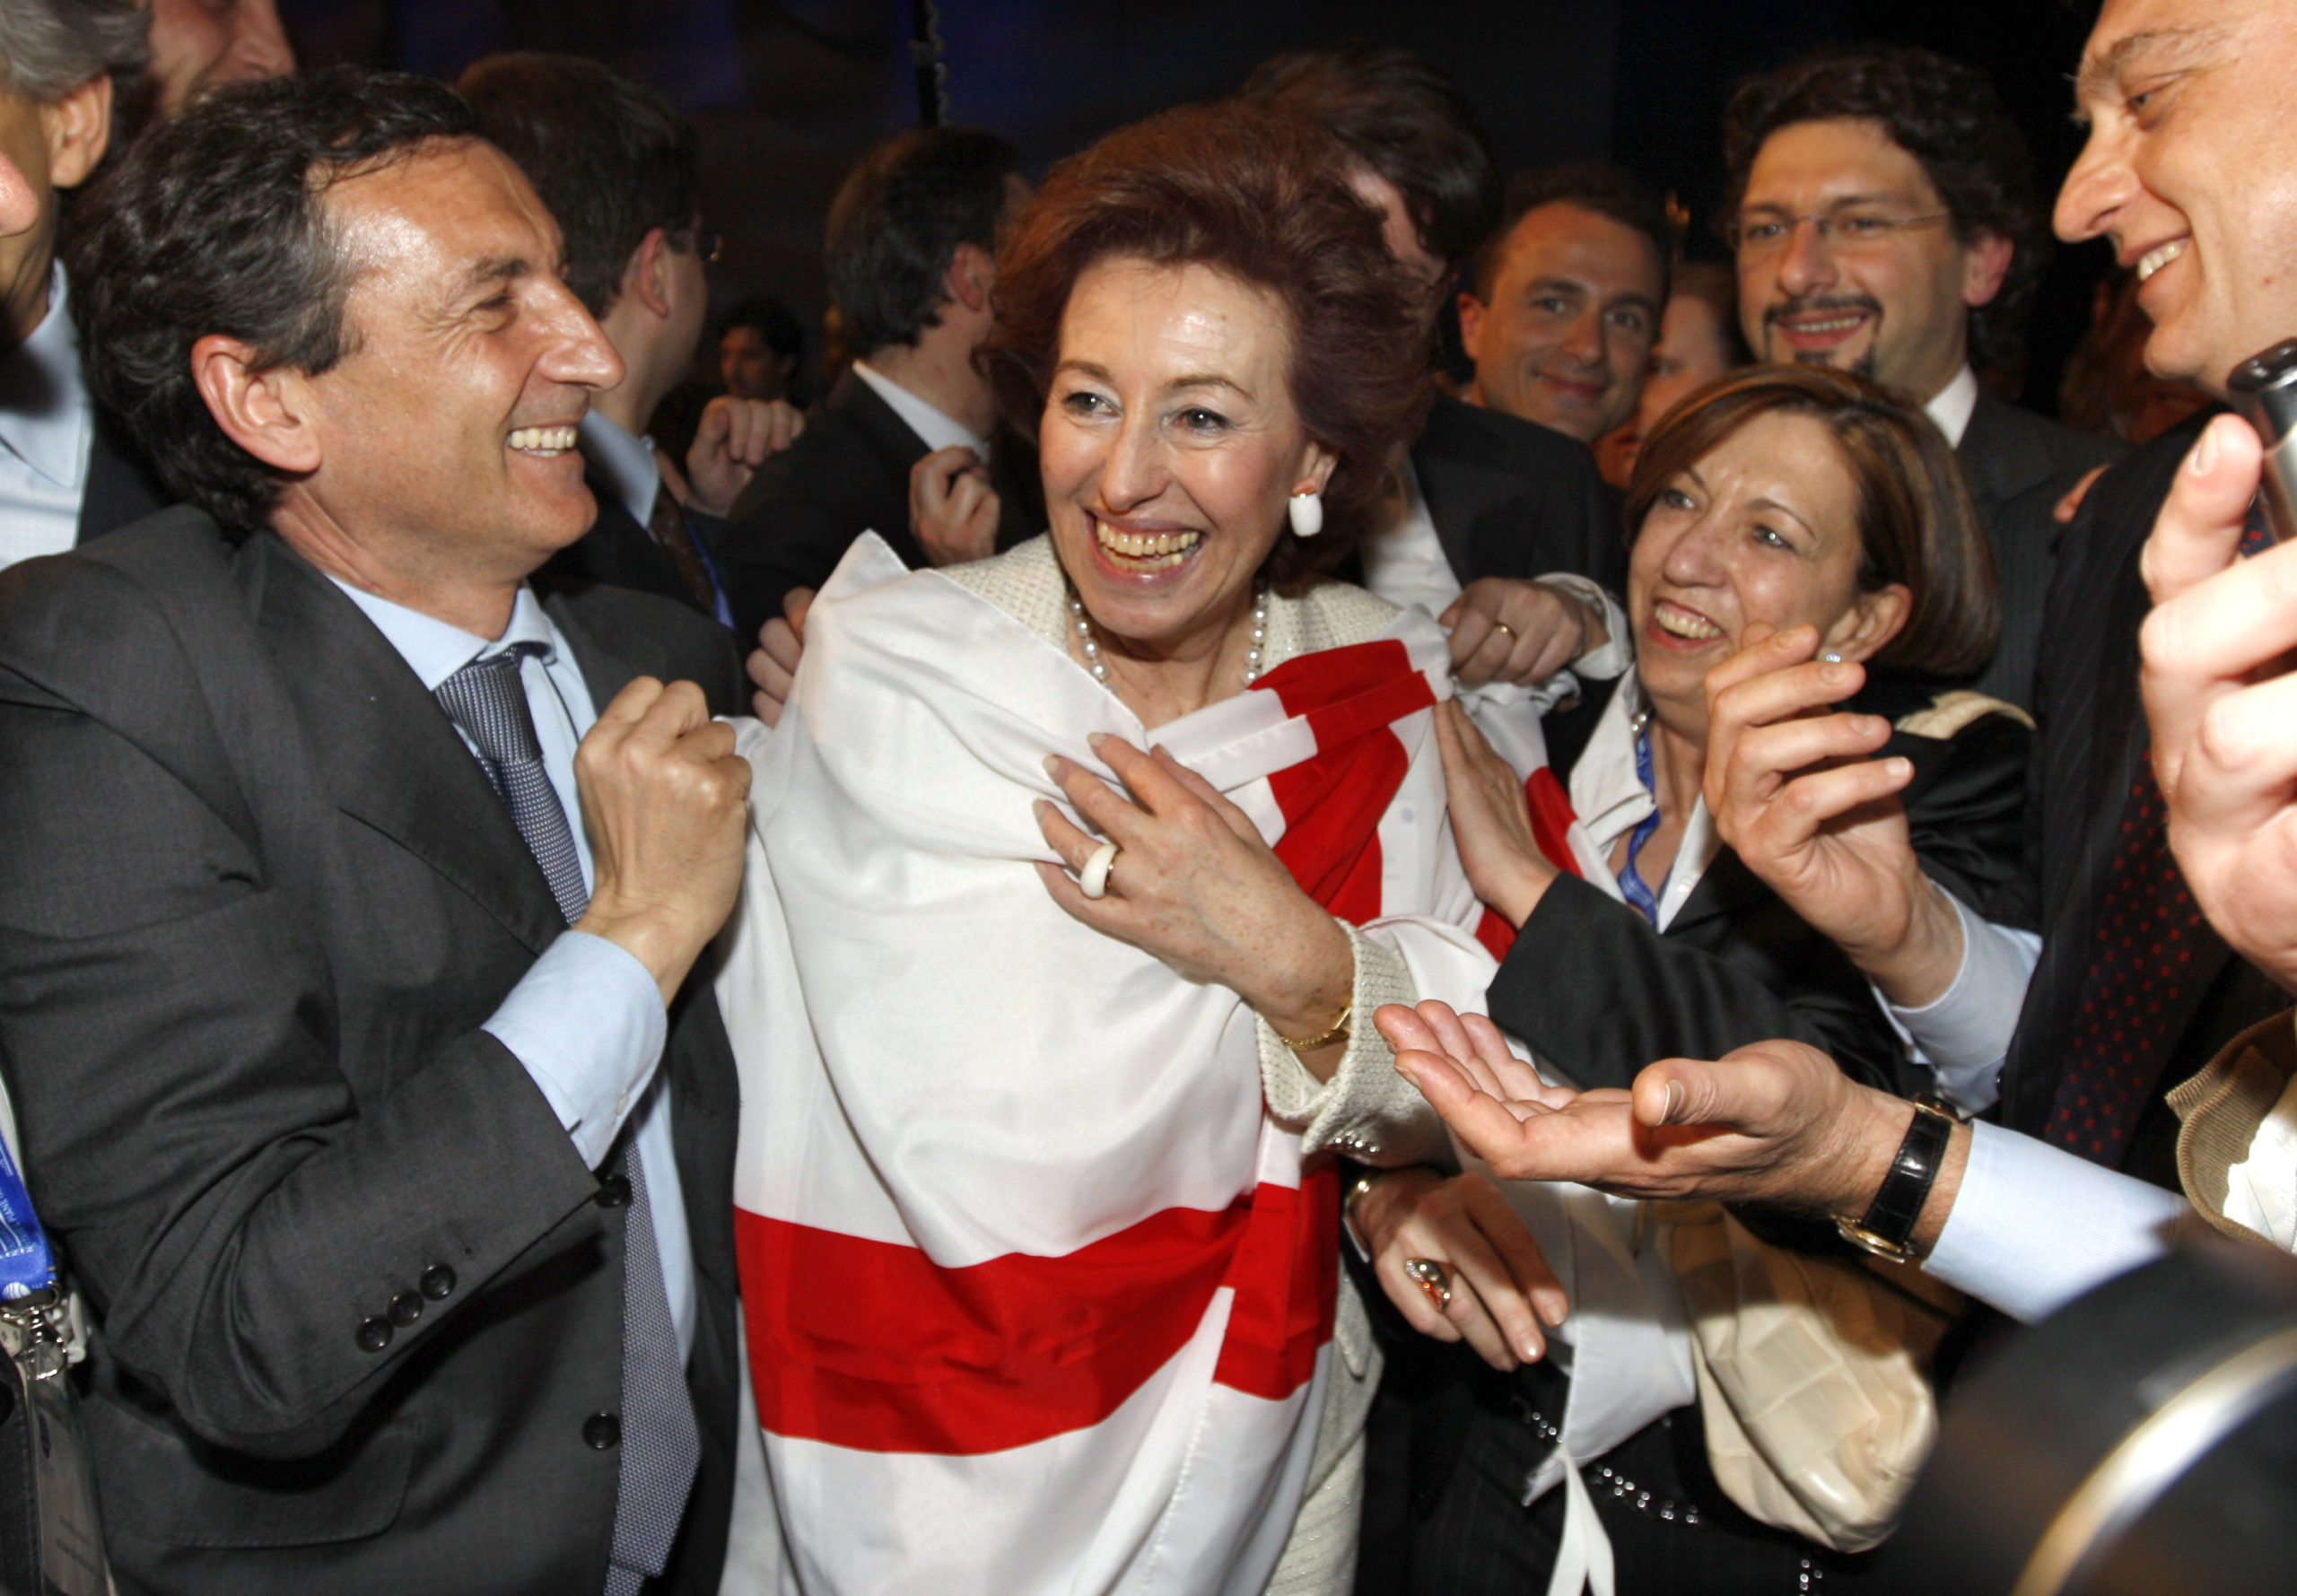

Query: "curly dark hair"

xmin=459 ymin=52 xmax=699 ymax=320
xmin=1238 ymin=41 xmax=1500 ymax=272
xmin=1626 ymin=364 xmax=1999 ymax=678
xmin=1722 ymin=44 xmax=2044 ymax=377
xmin=825 ymin=126 xmax=1017 ymax=356
xmin=980 ymin=101 xmax=1432 ymax=593
xmin=68 ymin=68 xmax=480 ymax=536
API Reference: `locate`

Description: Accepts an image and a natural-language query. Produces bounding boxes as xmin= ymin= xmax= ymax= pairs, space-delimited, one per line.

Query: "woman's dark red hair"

xmin=981 ymin=101 xmax=1433 ymax=590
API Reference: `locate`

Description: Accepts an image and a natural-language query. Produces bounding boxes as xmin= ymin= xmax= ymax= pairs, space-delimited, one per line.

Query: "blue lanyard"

xmin=0 ymin=1132 xmax=57 ymax=1301
xmin=1616 ymin=719 xmax=1664 ymax=927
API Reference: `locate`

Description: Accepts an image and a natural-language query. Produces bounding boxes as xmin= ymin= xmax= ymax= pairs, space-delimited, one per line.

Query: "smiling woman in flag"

xmin=712 ymin=101 xmax=1542 ymax=1594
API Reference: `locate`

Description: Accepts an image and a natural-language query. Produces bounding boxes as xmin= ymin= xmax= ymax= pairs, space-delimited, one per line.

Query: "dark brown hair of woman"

xmin=1623 ymin=364 xmax=2000 ymax=678
xmin=980 ymin=100 xmax=1433 ymax=592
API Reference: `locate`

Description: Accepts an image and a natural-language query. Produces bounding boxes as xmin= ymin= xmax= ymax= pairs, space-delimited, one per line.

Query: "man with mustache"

xmin=1726 ymin=45 xmax=2123 ymax=709
xmin=1410 ymin=0 xmax=2297 ymax=1319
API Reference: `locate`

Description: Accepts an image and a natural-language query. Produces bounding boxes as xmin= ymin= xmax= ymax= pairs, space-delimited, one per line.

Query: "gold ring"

xmin=1490 ymin=621 xmax=1516 ymax=641
xmin=1404 ymin=1257 xmax=1452 ymax=1312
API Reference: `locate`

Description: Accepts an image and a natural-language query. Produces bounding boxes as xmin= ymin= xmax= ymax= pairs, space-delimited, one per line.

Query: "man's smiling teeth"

xmin=1788 ymin=315 xmax=1865 ymax=334
xmin=1654 ymin=603 xmax=1722 ymax=641
xmin=2136 ymin=239 xmax=2188 ymax=283
xmin=1096 ymin=520 xmax=1201 ymax=568
xmin=507 ymin=425 xmax=579 ymax=454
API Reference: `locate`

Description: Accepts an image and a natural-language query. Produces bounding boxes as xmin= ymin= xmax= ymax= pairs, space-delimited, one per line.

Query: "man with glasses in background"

xmin=1725 ymin=45 xmax=2123 ymax=709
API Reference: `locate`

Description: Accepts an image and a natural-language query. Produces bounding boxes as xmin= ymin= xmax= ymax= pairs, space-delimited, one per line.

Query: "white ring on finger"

xmin=1079 ymin=841 xmax=1120 ymax=900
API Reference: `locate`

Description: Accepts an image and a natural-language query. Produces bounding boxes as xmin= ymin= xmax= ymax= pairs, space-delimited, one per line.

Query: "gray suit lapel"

xmin=249 ymin=534 xmax=568 ymax=956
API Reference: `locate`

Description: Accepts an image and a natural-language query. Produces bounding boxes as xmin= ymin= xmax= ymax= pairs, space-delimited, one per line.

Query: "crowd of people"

xmin=0 ymin=1 xmax=2292 ymax=1593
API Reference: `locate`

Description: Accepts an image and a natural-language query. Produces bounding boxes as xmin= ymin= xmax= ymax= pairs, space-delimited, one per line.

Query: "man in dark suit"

xmin=2 ymin=71 xmax=752 ymax=1593
xmin=0 ymin=0 xmax=170 ymax=568
xmin=1725 ymin=45 xmax=2125 ymax=709
xmin=1690 ymin=0 xmax=2295 ymax=1202
xmin=461 ymin=52 xmax=803 ymax=632
xmin=716 ymin=125 xmax=1040 ymax=642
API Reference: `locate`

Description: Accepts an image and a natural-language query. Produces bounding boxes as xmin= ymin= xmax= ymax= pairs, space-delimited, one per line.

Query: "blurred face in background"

xmin=145 ymin=0 xmax=295 ymax=118
xmin=721 ymin=324 xmax=795 ymax=401
xmin=1458 ymin=201 xmax=1664 ymax=444
xmin=1598 ymin=287 xmax=1742 ymax=489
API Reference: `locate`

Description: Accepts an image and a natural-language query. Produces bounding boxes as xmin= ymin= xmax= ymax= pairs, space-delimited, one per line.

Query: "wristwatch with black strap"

xmin=1835 ymin=1098 xmax=1958 ymax=1263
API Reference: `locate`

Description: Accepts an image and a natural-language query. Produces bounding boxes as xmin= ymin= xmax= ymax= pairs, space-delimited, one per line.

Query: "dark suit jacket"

xmin=553 ymin=461 xmax=694 ymax=608
xmin=1409 ymin=395 xmax=1627 ymax=595
xmin=72 ymin=403 xmax=170 ymax=545
xmin=1956 ymin=388 xmax=2125 ymax=711
xmin=1484 ymin=671 xmax=2030 ymax=1099
xmin=714 ymin=368 xmax=1041 ymax=641
xmin=0 ymin=512 xmax=745 ymax=1595
xmin=1994 ymin=412 xmax=2285 ymax=1186
xmin=537 ymin=461 xmax=732 ymax=634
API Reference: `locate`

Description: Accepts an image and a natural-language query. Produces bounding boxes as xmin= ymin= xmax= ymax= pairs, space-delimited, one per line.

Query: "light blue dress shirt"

xmin=0 ymin=265 xmax=92 ymax=571
xmin=328 ymin=577 xmax=695 ymax=1361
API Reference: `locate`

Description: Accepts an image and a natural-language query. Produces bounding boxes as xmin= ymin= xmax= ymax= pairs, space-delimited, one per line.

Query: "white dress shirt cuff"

xmin=1926 ymin=1121 xmax=2190 ymax=1323
xmin=1534 ymin=573 xmax=1631 ymax=682
xmin=485 ymin=929 xmax=668 ymax=1169
xmin=1882 ymin=892 xmax=2039 ymax=1113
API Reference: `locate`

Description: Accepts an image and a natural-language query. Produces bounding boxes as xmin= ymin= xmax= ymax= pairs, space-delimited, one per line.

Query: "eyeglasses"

xmin=1727 ymin=210 xmax=1952 ymax=256
xmin=695 ymin=225 xmax=723 ymax=266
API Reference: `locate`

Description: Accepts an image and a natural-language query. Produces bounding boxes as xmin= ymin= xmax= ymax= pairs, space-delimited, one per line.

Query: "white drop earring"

xmin=1288 ymin=489 xmax=1323 ymax=538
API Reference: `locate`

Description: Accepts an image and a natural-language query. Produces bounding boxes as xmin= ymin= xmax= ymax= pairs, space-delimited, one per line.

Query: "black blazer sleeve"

xmin=1489 ymin=867 xmax=1908 ymax=1092
xmin=1485 ymin=705 xmax=2032 ymax=1097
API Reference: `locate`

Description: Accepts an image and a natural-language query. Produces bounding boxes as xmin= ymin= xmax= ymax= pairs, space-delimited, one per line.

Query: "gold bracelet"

xmin=1278 ymin=1002 xmax=1352 ymax=1054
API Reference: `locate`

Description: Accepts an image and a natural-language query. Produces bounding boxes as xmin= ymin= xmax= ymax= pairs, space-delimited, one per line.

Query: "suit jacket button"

xmin=388 ymin=1290 xmax=423 ymax=1328
xmin=583 ymin=1411 xmax=621 ymax=1450
xmin=597 ymin=1173 xmax=632 ymax=1208
xmin=420 ymin=1264 xmax=456 ymax=1300
xmin=355 ymin=1317 xmax=392 ymax=1353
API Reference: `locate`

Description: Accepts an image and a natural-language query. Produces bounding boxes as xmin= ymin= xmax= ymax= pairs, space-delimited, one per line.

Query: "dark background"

xmin=275 ymin=0 xmax=2107 ymax=413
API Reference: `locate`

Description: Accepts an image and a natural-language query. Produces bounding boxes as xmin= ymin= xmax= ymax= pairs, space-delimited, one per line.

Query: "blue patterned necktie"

xmin=432 ymin=644 xmax=700 ymax=1595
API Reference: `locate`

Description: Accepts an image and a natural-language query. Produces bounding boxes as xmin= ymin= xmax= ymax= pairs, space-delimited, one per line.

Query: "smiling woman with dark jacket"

xmin=1353 ymin=365 xmax=2031 ymax=1595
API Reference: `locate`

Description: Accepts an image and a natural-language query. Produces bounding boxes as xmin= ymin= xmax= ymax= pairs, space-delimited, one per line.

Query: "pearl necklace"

xmin=1066 ymin=588 xmax=1270 ymax=691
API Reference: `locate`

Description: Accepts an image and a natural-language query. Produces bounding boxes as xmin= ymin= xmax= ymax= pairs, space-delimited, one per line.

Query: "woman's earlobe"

xmin=1838 ymin=581 xmax=1915 ymax=660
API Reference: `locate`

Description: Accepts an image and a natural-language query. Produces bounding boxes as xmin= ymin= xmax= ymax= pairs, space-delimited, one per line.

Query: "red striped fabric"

xmin=1472 ymin=749 xmax=1589 ymax=960
xmin=743 ymin=635 xmax=1430 ymax=1457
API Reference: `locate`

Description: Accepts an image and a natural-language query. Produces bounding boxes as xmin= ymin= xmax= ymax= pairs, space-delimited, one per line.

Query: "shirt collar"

xmin=327 ymin=576 xmax=561 ymax=692
xmin=579 ymin=409 xmax=660 ymax=527
xmin=0 ymin=263 xmax=92 ymax=491
xmin=1565 ymin=675 xmax=1725 ymax=930
xmin=851 ymin=359 xmax=989 ymax=456
xmin=1569 ymin=674 xmax=1656 ymax=853
xmin=1925 ymin=365 xmax=1980 ymax=449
